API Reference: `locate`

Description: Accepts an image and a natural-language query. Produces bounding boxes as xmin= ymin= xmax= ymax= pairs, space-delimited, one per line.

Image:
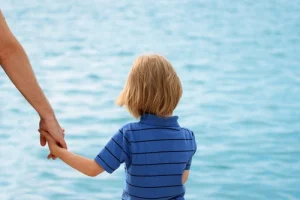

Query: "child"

xmin=40 ymin=54 xmax=197 ymax=200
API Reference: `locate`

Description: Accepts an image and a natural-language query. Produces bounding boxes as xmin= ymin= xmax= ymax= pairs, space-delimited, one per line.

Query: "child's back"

xmin=41 ymin=54 xmax=197 ymax=200
xmin=96 ymin=113 xmax=197 ymax=199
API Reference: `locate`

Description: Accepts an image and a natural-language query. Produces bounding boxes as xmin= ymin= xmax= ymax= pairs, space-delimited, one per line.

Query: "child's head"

xmin=117 ymin=54 xmax=182 ymax=118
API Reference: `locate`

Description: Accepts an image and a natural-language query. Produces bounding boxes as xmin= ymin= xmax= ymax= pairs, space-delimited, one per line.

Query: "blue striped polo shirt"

xmin=95 ymin=113 xmax=197 ymax=200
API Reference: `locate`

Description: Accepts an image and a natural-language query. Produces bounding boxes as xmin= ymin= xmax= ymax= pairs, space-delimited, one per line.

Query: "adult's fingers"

xmin=39 ymin=129 xmax=53 ymax=141
xmin=40 ymin=133 xmax=47 ymax=146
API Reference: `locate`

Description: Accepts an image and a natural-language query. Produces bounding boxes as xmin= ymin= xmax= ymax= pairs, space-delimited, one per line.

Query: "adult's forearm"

xmin=1 ymin=44 xmax=54 ymax=118
xmin=0 ymin=10 xmax=54 ymax=118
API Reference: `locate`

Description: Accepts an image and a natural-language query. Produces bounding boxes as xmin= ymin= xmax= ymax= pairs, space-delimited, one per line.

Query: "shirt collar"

xmin=139 ymin=113 xmax=180 ymax=127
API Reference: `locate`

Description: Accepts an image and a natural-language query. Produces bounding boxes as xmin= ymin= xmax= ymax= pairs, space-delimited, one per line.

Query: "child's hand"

xmin=39 ymin=129 xmax=62 ymax=158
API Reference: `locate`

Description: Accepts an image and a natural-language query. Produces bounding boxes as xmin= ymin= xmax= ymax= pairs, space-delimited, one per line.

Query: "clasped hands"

xmin=39 ymin=115 xmax=67 ymax=159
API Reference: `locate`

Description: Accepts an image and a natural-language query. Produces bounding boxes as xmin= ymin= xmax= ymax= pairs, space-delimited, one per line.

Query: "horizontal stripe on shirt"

xmin=126 ymin=127 xmax=181 ymax=132
xmin=126 ymin=180 xmax=182 ymax=188
xmin=127 ymin=171 xmax=182 ymax=177
xmin=131 ymin=162 xmax=186 ymax=166
xmin=130 ymin=138 xmax=193 ymax=143
xmin=132 ymin=150 xmax=195 ymax=155
xmin=123 ymin=190 xmax=185 ymax=199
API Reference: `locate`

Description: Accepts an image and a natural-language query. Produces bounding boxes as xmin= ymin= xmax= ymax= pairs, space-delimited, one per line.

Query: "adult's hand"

xmin=39 ymin=115 xmax=67 ymax=159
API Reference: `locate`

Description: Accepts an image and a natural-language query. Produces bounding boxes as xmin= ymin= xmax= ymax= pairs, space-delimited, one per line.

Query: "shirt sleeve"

xmin=94 ymin=129 xmax=131 ymax=174
xmin=185 ymin=131 xmax=197 ymax=170
xmin=185 ymin=157 xmax=193 ymax=170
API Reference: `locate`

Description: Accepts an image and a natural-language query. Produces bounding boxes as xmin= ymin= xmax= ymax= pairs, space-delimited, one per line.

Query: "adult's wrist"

xmin=40 ymin=110 xmax=56 ymax=121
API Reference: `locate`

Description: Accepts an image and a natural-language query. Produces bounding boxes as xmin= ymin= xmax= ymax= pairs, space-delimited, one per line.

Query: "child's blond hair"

xmin=116 ymin=54 xmax=182 ymax=118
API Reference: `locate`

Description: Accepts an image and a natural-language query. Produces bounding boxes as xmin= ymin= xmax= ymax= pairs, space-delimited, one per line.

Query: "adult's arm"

xmin=0 ymin=10 xmax=53 ymax=119
xmin=0 ymin=10 xmax=67 ymax=150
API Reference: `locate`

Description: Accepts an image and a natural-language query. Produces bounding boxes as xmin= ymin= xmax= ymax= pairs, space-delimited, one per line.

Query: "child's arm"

xmin=182 ymin=170 xmax=189 ymax=184
xmin=40 ymin=130 xmax=104 ymax=177
xmin=56 ymin=148 xmax=104 ymax=177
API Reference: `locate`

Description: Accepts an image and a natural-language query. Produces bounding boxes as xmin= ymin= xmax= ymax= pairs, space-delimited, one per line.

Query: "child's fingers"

xmin=47 ymin=153 xmax=57 ymax=160
xmin=51 ymin=154 xmax=57 ymax=160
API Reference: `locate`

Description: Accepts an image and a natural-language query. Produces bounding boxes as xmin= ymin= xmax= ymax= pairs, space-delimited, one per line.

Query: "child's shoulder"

xmin=119 ymin=122 xmax=141 ymax=131
xmin=181 ymin=127 xmax=195 ymax=137
xmin=181 ymin=127 xmax=193 ymax=133
xmin=181 ymin=127 xmax=197 ymax=148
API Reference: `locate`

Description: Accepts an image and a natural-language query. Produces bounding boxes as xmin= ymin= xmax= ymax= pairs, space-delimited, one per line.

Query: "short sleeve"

xmin=185 ymin=157 xmax=192 ymax=170
xmin=185 ymin=131 xmax=197 ymax=170
xmin=94 ymin=129 xmax=131 ymax=174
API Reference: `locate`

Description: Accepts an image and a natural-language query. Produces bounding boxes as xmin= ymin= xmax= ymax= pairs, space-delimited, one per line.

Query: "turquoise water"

xmin=1 ymin=0 xmax=300 ymax=199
